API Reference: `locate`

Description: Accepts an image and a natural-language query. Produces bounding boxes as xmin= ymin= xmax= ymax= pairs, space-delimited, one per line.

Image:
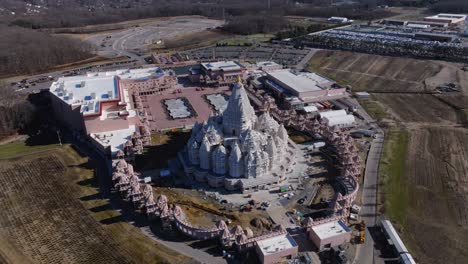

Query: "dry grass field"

xmin=307 ymin=50 xmax=468 ymax=93
xmin=308 ymin=51 xmax=468 ymax=263
xmin=0 ymin=143 xmax=189 ymax=264
xmin=372 ymin=94 xmax=459 ymax=124
xmin=404 ymin=127 xmax=468 ymax=264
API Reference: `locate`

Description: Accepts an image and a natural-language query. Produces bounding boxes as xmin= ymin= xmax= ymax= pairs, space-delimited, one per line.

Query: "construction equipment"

xmin=358 ymin=220 xmax=366 ymax=244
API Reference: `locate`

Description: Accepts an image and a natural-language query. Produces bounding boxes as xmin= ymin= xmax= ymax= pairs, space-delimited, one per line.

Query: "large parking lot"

xmin=84 ymin=17 xmax=224 ymax=59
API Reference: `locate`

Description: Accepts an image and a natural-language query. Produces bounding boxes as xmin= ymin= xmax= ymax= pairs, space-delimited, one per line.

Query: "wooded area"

xmin=1 ymin=0 xmax=393 ymax=30
xmin=0 ymin=25 xmax=92 ymax=76
xmin=0 ymin=83 xmax=34 ymax=140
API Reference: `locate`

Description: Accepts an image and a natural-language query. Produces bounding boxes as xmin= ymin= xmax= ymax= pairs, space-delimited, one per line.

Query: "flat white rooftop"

xmin=256 ymin=234 xmax=297 ymax=256
xmin=311 ymin=220 xmax=351 ymax=240
xmin=201 ymin=61 xmax=242 ymax=71
xmin=90 ymin=126 xmax=137 ymax=155
xmin=267 ymin=70 xmax=332 ymax=93
xmin=50 ymin=67 xmax=163 ymax=116
xmin=424 ymin=13 xmax=467 ymax=23
xmin=319 ymin=109 xmax=347 ymax=119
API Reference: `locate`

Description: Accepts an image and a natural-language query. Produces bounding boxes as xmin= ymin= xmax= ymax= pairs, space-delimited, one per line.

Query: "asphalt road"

xmin=353 ymin=132 xmax=384 ymax=264
xmin=348 ymin=97 xmax=386 ymax=264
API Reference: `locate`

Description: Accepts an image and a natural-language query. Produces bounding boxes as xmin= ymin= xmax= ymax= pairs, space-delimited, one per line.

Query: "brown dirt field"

xmin=308 ymin=50 xmax=453 ymax=92
xmin=152 ymin=187 xmax=272 ymax=234
xmin=0 ymin=145 xmax=189 ymax=264
xmin=372 ymin=94 xmax=459 ymax=124
xmin=404 ymin=127 xmax=468 ymax=264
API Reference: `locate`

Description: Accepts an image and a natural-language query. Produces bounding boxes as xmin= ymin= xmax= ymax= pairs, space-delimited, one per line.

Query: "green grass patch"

xmin=217 ymin=33 xmax=274 ymax=46
xmin=287 ymin=128 xmax=313 ymax=144
xmin=380 ymin=129 xmax=409 ymax=226
xmin=358 ymin=98 xmax=387 ymax=121
xmin=461 ymin=109 xmax=468 ymax=126
xmin=0 ymin=141 xmax=60 ymax=159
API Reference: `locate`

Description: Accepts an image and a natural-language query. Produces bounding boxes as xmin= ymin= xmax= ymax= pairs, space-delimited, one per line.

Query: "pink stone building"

xmin=308 ymin=220 xmax=351 ymax=251
xmin=255 ymin=234 xmax=298 ymax=264
xmin=188 ymin=61 xmax=246 ymax=87
xmin=49 ymin=68 xmax=176 ymax=158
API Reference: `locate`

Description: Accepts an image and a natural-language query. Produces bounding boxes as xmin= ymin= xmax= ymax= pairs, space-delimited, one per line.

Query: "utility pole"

xmin=57 ymin=130 xmax=62 ymax=147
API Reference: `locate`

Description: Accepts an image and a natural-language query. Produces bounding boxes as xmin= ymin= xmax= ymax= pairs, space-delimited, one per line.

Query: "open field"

xmin=357 ymin=98 xmax=387 ymax=121
xmin=0 ymin=143 xmax=189 ymax=264
xmin=384 ymin=7 xmax=432 ymax=21
xmin=80 ymin=17 xmax=224 ymax=57
xmin=307 ymin=50 xmax=468 ymax=93
xmin=372 ymin=94 xmax=459 ymax=124
xmin=404 ymin=127 xmax=468 ymax=264
xmin=161 ymin=30 xmax=233 ymax=50
xmin=379 ymin=129 xmax=409 ymax=225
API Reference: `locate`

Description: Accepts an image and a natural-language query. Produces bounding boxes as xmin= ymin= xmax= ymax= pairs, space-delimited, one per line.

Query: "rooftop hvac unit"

xmin=108 ymin=91 xmax=113 ymax=98
xmin=88 ymin=102 xmax=95 ymax=111
xmin=68 ymin=92 xmax=73 ymax=100
xmin=91 ymin=92 xmax=96 ymax=99
xmin=81 ymin=81 xmax=86 ymax=87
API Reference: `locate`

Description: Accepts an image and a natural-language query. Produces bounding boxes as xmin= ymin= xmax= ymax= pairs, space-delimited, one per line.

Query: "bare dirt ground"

xmin=372 ymin=94 xmax=459 ymax=124
xmin=152 ymin=187 xmax=272 ymax=235
xmin=405 ymin=127 xmax=468 ymax=264
xmin=308 ymin=50 xmax=468 ymax=93
xmin=370 ymin=94 xmax=468 ymax=264
xmin=308 ymin=50 xmax=468 ymax=263
xmin=0 ymin=144 xmax=189 ymax=264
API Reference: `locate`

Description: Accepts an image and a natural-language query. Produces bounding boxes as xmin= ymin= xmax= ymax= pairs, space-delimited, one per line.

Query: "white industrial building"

xmin=319 ymin=110 xmax=355 ymax=127
xmin=328 ymin=17 xmax=349 ymax=23
xmin=264 ymin=69 xmax=347 ymax=109
xmin=424 ymin=13 xmax=467 ymax=25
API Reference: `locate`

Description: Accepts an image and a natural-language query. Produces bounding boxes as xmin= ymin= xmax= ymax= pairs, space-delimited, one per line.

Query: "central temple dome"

xmin=222 ymin=81 xmax=256 ymax=136
xmin=182 ymin=79 xmax=292 ymax=190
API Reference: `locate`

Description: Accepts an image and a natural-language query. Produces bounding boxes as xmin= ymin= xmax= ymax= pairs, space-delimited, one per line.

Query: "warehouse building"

xmin=328 ymin=17 xmax=349 ymax=24
xmin=308 ymin=220 xmax=351 ymax=251
xmin=319 ymin=110 xmax=355 ymax=127
xmin=424 ymin=14 xmax=467 ymax=25
xmin=264 ymin=69 xmax=347 ymax=110
xmin=255 ymin=234 xmax=298 ymax=264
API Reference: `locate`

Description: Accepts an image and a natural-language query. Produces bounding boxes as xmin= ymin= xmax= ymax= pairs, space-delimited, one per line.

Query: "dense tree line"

xmin=0 ymin=84 xmax=35 ymax=140
xmin=0 ymin=25 xmax=93 ymax=75
xmin=430 ymin=0 xmax=468 ymax=13
xmin=1 ymin=0 xmax=394 ymax=30
xmin=274 ymin=23 xmax=349 ymax=40
xmin=223 ymin=15 xmax=287 ymax=35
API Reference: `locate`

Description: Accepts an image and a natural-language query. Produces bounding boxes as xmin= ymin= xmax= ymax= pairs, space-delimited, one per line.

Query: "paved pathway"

xmin=295 ymin=48 xmax=319 ymax=70
xmin=349 ymin=98 xmax=385 ymax=264
xmin=140 ymin=226 xmax=227 ymax=264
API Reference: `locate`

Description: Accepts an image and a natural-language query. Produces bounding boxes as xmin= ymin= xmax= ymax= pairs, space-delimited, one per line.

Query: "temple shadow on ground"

xmin=135 ymin=131 xmax=191 ymax=171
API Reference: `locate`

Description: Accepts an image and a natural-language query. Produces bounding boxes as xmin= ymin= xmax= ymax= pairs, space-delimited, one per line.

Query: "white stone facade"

xmin=180 ymin=80 xmax=292 ymax=192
